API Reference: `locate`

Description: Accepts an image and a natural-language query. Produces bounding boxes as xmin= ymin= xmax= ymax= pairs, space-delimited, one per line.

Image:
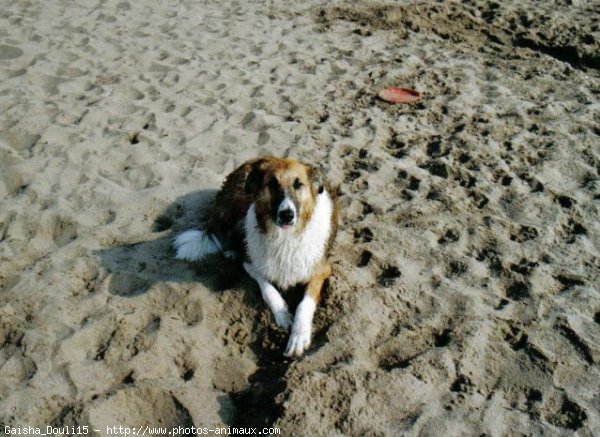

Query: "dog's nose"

xmin=279 ymin=208 xmax=295 ymax=224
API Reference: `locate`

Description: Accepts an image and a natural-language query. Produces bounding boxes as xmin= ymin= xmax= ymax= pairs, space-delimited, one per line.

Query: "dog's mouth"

xmin=277 ymin=221 xmax=295 ymax=230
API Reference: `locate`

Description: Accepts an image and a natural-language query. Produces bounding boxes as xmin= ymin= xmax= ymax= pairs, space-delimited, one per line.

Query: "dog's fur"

xmin=174 ymin=156 xmax=338 ymax=356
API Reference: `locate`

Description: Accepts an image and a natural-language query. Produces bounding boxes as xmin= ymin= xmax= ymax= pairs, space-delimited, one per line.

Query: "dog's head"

xmin=245 ymin=157 xmax=324 ymax=233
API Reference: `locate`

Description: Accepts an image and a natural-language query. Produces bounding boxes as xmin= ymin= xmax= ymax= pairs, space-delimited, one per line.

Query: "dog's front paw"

xmin=274 ymin=308 xmax=293 ymax=330
xmin=284 ymin=321 xmax=311 ymax=357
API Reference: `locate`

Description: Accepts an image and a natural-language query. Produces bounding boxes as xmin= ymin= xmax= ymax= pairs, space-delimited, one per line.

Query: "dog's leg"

xmin=209 ymin=234 xmax=238 ymax=260
xmin=285 ymin=261 xmax=331 ymax=357
xmin=243 ymin=262 xmax=292 ymax=330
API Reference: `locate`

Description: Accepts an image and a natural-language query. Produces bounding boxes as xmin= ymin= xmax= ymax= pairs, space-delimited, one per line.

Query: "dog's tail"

xmin=173 ymin=229 xmax=222 ymax=262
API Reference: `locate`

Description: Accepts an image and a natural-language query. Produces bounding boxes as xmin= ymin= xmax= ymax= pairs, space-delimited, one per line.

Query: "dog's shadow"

xmin=94 ymin=189 xmax=246 ymax=296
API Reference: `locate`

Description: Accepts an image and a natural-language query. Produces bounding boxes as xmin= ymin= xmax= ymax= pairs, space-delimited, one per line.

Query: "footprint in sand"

xmin=0 ymin=45 xmax=23 ymax=60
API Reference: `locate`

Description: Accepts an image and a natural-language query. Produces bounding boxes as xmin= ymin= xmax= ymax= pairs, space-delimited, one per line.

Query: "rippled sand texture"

xmin=1 ymin=0 xmax=599 ymax=435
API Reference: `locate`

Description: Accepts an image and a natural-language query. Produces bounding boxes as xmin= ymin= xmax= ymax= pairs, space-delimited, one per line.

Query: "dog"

xmin=173 ymin=156 xmax=338 ymax=356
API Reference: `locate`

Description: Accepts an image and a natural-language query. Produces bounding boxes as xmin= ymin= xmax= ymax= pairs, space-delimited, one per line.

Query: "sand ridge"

xmin=1 ymin=0 xmax=600 ymax=435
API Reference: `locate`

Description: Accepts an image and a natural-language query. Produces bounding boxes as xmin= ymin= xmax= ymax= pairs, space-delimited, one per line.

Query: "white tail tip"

xmin=173 ymin=230 xmax=220 ymax=262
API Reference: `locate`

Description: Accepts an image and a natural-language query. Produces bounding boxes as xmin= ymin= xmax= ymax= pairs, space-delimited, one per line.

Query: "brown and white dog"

xmin=173 ymin=156 xmax=338 ymax=356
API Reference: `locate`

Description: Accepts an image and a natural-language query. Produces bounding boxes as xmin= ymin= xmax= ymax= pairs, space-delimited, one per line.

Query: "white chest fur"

xmin=244 ymin=191 xmax=333 ymax=289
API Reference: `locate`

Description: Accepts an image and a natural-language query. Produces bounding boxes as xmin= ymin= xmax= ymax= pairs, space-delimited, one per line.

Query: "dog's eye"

xmin=293 ymin=178 xmax=303 ymax=190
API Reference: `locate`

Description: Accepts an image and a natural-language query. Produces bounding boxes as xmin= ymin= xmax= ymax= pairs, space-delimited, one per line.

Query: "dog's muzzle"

xmin=276 ymin=197 xmax=297 ymax=227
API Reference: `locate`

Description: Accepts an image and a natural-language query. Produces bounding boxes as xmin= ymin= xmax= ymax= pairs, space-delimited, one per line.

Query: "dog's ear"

xmin=307 ymin=165 xmax=325 ymax=194
xmin=245 ymin=159 xmax=267 ymax=195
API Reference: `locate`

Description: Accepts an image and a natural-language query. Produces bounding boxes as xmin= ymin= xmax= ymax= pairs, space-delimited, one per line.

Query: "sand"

xmin=1 ymin=0 xmax=599 ymax=435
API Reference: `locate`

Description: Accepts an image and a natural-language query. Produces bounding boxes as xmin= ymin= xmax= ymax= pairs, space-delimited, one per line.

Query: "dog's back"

xmin=205 ymin=158 xmax=261 ymax=254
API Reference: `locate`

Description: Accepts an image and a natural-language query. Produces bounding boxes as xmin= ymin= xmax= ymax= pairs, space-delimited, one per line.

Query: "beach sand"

xmin=1 ymin=0 xmax=599 ymax=435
